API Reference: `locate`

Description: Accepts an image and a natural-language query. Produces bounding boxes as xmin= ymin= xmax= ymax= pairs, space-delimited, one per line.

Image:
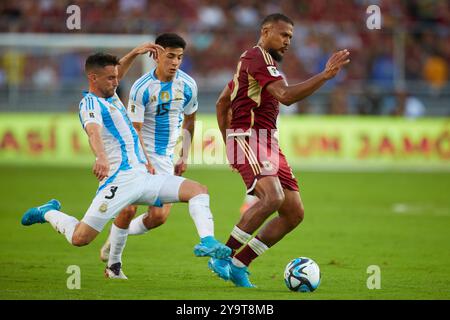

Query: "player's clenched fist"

xmin=93 ymin=155 xmax=109 ymax=181
xmin=323 ymin=49 xmax=350 ymax=80
xmin=174 ymin=158 xmax=188 ymax=176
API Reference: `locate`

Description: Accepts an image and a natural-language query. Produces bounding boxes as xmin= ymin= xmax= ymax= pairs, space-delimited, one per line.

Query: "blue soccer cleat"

xmin=229 ymin=263 xmax=256 ymax=288
xmin=194 ymin=236 xmax=232 ymax=259
xmin=208 ymin=257 xmax=232 ymax=281
xmin=21 ymin=199 xmax=61 ymax=226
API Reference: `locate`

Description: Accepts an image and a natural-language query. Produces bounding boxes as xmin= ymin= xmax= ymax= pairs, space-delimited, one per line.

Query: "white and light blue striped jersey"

xmin=79 ymin=92 xmax=147 ymax=191
xmin=127 ymin=68 xmax=198 ymax=157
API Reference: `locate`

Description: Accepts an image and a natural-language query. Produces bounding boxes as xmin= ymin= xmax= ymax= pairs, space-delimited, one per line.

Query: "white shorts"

xmin=81 ymin=167 xmax=185 ymax=232
xmin=150 ymin=154 xmax=174 ymax=175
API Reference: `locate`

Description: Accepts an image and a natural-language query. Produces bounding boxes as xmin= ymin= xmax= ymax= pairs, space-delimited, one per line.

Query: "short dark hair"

xmin=261 ymin=13 xmax=294 ymax=28
xmin=85 ymin=52 xmax=120 ymax=73
xmin=155 ymin=33 xmax=186 ymax=50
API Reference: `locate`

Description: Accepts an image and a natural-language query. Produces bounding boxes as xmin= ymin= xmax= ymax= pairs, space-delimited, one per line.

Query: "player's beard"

xmin=102 ymin=88 xmax=115 ymax=98
xmin=268 ymin=48 xmax=283 ymax=62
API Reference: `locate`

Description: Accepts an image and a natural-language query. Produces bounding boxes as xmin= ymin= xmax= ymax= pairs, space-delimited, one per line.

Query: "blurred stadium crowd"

xmin=0 ymin=0 xmax=449 ymax=115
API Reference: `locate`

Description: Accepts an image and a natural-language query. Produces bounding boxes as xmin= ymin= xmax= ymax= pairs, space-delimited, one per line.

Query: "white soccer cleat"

xmin=100 ymin=236 xmax=111 ymax=262
xmin=104 ymin=262 xmax=128 ymax=279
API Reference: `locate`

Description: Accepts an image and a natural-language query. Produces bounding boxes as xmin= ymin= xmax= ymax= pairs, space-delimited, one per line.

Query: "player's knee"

xmin=193 ymin=183 xmax=208 ymax=196
xmin=261 ymin=192 xmax=285 ymax=213
xmin=120 ymin=205 xmax=137 ymax=220
xmin=150 ymin=210 xmax=169 ymax=228
xmin=290 ymin=206 xmax=304 ymax=228
xmin=71 ymin=234 xmax=90 ymax=247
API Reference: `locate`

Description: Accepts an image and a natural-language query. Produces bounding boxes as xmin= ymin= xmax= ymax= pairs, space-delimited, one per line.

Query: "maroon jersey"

xmin=229 ymin=46 xmax=284 ymax=134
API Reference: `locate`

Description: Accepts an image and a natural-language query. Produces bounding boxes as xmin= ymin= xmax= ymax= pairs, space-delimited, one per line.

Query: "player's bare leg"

xmin=131 ymin=204 xmax=172 ymax=234
xmin=251 ymin=189 xmax=304 ymax=247
xmin=71 ymin=222 xmax=100 ymax=246
xmin=239 ymin=195 xmax=259 ymax=215
xmin=22 ymin=196 xmax=142 ymax=280
xmin=226 ymin=189 xmax=304 ymax=287
xmin=235 ymin=177 xmax=285 ymax=235
xmin=21 ymin=199 xmax=101 ymax=245
xmin=231 ymin=189 xmax=303 ymax=268
xmin=209 ymin=176 xmax=285 ymax=287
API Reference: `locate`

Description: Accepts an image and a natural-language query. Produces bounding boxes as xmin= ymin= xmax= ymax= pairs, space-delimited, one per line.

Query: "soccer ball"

xmin=284 ymin=257 xmax=321 ymax=292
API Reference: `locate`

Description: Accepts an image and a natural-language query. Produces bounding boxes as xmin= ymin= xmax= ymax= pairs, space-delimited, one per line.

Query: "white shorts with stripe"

xmin=81 ymin=166 xmax=184 ymax=232
xmin=149 ymin=153 xmax=174 ymax=175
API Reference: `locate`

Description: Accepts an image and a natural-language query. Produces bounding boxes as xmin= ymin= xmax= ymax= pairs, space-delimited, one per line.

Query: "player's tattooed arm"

xmin=216 ymin=84 xmax=232 ymax=143
xmin=133 ymin=122 xmax=155 ymax=174
xmin=117 ymin=43 xmax=165 ymax=80
xmin=85 ymin=123 xmax=109 ymax=181
xmin=266 ymin=49 xmax=350 ymax=106
xmin=175 ymin=112 xmax=196 ymax=176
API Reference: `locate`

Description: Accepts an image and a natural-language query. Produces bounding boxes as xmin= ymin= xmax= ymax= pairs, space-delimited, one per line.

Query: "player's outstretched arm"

xmin=117 ymin=43 xmax=164 ymax=80
xmin=216 ymin=84 xmax=232 ymax=143
xmin=85 ymin=123 xmax=110 ymax=181
xmin=266 ymin=49 xmax=350 ymax=106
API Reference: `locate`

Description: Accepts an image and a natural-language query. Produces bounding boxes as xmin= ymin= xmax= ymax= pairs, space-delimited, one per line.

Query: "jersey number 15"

xmin=156 ymin=103 xmax=170 ymax=116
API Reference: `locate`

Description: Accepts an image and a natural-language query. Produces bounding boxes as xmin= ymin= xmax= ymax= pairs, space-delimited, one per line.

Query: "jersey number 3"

xmin=105 ymin=186 xmax=118 ymax=199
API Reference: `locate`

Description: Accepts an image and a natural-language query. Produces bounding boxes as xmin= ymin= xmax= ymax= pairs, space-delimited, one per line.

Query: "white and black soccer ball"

xmin=284 ymin=257 xmax=321 ymax=292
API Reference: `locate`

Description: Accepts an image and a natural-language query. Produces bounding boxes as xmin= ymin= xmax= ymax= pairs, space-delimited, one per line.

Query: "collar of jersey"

xmin=82 ymin=90 xmax=114 ymax=103
xmin=152 ymin=68 xmax=178 ymax=83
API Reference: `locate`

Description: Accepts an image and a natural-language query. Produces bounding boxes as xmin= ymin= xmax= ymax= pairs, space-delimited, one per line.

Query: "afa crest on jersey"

xmin=160 ymin=91 xmax=170 ymax=102
xmin=99 ymin=202 xmax=108 ymax=213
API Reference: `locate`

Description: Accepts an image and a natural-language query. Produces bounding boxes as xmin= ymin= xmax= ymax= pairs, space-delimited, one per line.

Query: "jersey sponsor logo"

xmin=160 ymin=91 xmax=170 ymax=103
xmin=267 ymin=66 xmax=280 ymax=77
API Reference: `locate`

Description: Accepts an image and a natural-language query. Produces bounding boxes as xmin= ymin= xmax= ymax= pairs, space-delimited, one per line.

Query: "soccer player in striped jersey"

xmin=99 ymin=33 xmax=216 ymax=263
xmin=21 ymin=45 xmax=230 ymax=279
xmin=210 ymin=13 xmax=350 ymax=287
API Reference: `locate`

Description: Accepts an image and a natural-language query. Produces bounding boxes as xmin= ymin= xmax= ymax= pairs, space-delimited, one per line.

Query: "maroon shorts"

xmin=226 ymin=135 xmax=299 ymax=194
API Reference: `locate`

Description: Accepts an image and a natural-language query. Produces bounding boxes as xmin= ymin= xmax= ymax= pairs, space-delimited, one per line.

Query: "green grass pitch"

xmin=0 ymin=166 xmax=449 ymax=300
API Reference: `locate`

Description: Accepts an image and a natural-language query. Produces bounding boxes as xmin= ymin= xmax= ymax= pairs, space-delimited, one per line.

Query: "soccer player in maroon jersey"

xmin=211 ymin=13 xmax=350 ymax=287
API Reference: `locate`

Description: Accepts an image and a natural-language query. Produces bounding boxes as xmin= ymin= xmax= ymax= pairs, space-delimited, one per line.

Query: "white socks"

xmin=108 ymin=224 xmax=129 ymax=267
xmin=247 ymin=237 xmax=269 ymax=256
xmin=188 ymin=194 xmax=214 ymax=238
xmin=128 ymin=214 xmax=149 ymax=235
xmin=232 ymin=257 xmax=246 ymax=268
xmin=231 ymin=226 xmax=252 ymax=245
xmin=44 ymin=210 xmax=79 ymax=244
